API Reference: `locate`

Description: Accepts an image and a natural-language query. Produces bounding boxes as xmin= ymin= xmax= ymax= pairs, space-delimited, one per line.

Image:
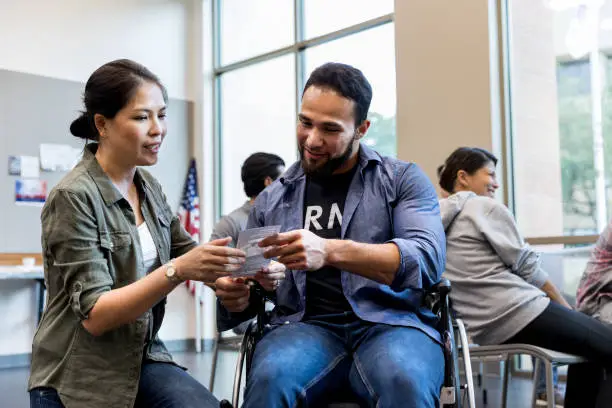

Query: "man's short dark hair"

xmin=303 ymin=62 xmax=372 ymax=126
xmin=241 ymin=152 xmax=285 ymax=198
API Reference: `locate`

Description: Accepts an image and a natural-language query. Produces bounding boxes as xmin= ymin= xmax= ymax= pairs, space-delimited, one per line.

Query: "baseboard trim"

xmin=164 ymin=338 xmax=215 ymax=352
xmin=0 ymin=353 xmax=31 ymax=369
xmin=0 ymin=339 xmax=217 ymax=369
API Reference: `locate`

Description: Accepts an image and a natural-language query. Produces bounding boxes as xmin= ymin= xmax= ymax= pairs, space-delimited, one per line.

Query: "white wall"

xmin=0 ymin=0 xmax=197 ymax=101
xmin=0 ymin=281 xmax=39 ymax=356
xmin=394 ymin=0 xmax=502 ymax=190
xmin=0 ymin=0 xmax=202 ymax=357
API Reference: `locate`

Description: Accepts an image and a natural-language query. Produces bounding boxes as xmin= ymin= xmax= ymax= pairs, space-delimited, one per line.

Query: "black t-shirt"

xmin=303 ymin=166 xmax=357 ymax=319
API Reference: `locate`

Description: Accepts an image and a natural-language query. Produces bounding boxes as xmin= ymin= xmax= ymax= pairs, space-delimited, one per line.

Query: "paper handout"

xmin=233 ymin=225 xmax=282 ymax=277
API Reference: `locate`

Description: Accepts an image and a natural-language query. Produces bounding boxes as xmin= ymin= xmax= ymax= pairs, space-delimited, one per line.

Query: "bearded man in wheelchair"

xmin=215 ymin=62 xmax=447 ymax=408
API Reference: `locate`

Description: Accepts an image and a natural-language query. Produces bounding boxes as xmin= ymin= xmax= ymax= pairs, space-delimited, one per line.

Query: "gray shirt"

xmin=440 ymin=191 xmax=550 ymax=345
xmin=210 ymin=201 xmax=252 ymax=245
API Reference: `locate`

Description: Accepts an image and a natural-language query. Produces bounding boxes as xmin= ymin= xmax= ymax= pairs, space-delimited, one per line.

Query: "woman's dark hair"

xmin=70 ymin=59 xmax=168 ymax=141
xmin=438 ymin=147 xmax=498 ymax=193
xmin=241 ymin=152 xmax=285 ymax=198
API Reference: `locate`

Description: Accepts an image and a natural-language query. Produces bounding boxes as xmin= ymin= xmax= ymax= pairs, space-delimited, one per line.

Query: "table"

xmin=0 ymin=266 xmax=45 ymax=323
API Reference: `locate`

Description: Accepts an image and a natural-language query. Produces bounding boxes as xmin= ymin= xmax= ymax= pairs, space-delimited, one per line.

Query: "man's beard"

xmin=300 ymin=138 xmax=355 ymax=177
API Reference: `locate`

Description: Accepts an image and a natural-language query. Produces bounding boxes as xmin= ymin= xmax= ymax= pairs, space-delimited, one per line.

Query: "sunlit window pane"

xmin=303 ymin=0 xmax=393 ymax=39
xmin=219 ymin=55 xmax=297 ymax=215
xmin=304 ymin=24 xmax=396 ymax=157
xmin=220 ymin=0 xmax=294 ymax=65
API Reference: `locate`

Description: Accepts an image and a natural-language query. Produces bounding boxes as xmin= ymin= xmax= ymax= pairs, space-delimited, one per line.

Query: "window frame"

xmin=501 ymin=0 xmax=601 ymax=246
xmin=211 ymin=0 xmax=394 ymax=219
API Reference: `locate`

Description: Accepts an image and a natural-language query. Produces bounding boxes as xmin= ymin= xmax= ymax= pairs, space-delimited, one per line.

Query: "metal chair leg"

xmin=501 ymin=356 xmax=511 ymax=408
xmin=456 ymin=319 xmax=476 ymax=408
xmin=531 ymin=359 xmax=540 ymax=408
xmin=545 ymin=361 xmax=554 ymax=408
xmin=209 ymin=331 xmax=221 ymax=391
xmin=232 ymin=338 xmax=247 ymax=408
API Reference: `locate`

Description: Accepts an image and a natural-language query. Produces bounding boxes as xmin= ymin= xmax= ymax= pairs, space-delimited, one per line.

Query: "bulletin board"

xmin=0 ymin=69 xmax=192 ymax=253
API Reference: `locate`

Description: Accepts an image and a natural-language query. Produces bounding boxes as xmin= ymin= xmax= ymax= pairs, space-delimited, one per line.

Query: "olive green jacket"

xmin=28 ymin=144 xmax=197 ymax=408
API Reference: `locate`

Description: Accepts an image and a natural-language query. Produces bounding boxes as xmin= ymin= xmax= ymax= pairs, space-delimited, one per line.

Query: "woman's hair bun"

xmin=69 ymin=112 xmax=98 ymax=141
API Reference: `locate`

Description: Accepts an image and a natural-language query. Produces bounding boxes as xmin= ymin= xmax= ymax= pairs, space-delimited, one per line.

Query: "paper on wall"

xmin=8 ymin=156 xmax=20 ymax=175
xmin=20 ymin=156 xmax=40 ymax=178
xmin=15 ymin=179 xmax=47 ymax=207
xmin=40 ymin=144 xmax=82 ymax=172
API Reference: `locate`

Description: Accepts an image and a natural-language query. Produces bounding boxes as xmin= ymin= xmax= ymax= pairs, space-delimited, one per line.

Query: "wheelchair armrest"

xmin=423 ymin=278 xmax=451 ymax=314
xmin=431 ymin=278 xmax=451 ymax=296
xmin=247 ymin=280 xmax=275 ymax=337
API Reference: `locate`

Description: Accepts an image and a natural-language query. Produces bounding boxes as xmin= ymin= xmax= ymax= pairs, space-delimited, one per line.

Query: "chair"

xmin=210 ymin=305 xmax=273 ymax=390
xmin=220 ymin=279 xmax=476 ymax=408
xmin=466 ymin=342 xmax=586 ymax=408
xmin=209 ymin=324 xmax=243 ymax=392
xmin=464 ymin=246 xmax=593 ymax=407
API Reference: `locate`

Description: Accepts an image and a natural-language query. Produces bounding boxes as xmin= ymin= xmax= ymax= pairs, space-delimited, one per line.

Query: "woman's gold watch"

xmin=164 ymin=259 xmax=183 ymax=283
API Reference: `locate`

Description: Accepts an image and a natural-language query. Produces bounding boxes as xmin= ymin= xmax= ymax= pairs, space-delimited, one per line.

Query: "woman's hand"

xmin=254 ymin=260 xmax=286 ymax=292
xmin=174 ymin=237 xmax=246 ymax=285
xmin=541 ymin=280 xmax=573 ymax=310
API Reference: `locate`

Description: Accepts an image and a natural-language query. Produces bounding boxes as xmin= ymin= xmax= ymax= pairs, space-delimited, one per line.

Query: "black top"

xmin=303 ymin=166 xmax=358 ymax=319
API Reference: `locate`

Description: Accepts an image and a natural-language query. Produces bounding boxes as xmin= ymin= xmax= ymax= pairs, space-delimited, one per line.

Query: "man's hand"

xmin=259 ymin=229 xmax=327 ymax=271
xmin=254 ymin=260 xmax=286 ymax=291
xmin=215 ymin=277 xmax=250 ymax=313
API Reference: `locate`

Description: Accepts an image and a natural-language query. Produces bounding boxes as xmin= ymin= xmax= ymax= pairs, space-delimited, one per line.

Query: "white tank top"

xmin=138 ymin=222 xmax=159 ymax=272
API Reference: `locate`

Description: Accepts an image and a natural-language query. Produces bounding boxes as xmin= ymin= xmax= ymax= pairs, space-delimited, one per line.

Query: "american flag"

xmin=178 ymin=159 xmax=200 ymax=294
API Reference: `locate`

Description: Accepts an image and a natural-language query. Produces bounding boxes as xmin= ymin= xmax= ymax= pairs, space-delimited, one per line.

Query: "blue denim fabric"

xmin=243 ymin=315 xmax=444 ymax=408
xmin=30 ymin=388 xmax=64 ymax=408
xmin=31 ymin=362 xmax=218 ymax=408
xmin=133 ymin=361 xmax=218 ymax=408
xmin=218 ymin=144 xmax=446 ymax=344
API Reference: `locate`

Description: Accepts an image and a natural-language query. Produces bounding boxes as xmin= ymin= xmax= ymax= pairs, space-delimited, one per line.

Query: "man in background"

xmin=210 ymin=152 xmax=285 ymax=244
xmin=210 ymin=152 xmax=285 ymax=334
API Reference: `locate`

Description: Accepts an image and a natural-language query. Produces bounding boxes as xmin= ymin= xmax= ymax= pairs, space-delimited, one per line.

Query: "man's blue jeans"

xmin=30 ymin=361 xmax=219 ymax=408
xmin=243 ymin=314 xmax=444 ymax=408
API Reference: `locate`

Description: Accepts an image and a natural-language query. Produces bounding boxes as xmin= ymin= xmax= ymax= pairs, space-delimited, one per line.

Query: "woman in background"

xmin=439 ymin=146 xmax=612 ymax=408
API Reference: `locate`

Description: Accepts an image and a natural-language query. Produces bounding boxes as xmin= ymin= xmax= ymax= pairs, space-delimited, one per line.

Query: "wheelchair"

xmin=219 ymin=278 xmax=475 ymax=408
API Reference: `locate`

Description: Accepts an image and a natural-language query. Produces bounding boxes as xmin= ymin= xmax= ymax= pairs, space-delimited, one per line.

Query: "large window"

xmin=214 ymin=0 xmax=396 ymax=216
xmin=303 ymin=0 xmax=394 ymax=39
xmin=506 ymin=0 xmax=612 ymax=242
xmin=219 ymin=0 xmax=294 ymax=65
xmin=304 ymin=23 xmax=396 ymax=157
xmin=219 ymin=56 xmax=297 ymax=215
